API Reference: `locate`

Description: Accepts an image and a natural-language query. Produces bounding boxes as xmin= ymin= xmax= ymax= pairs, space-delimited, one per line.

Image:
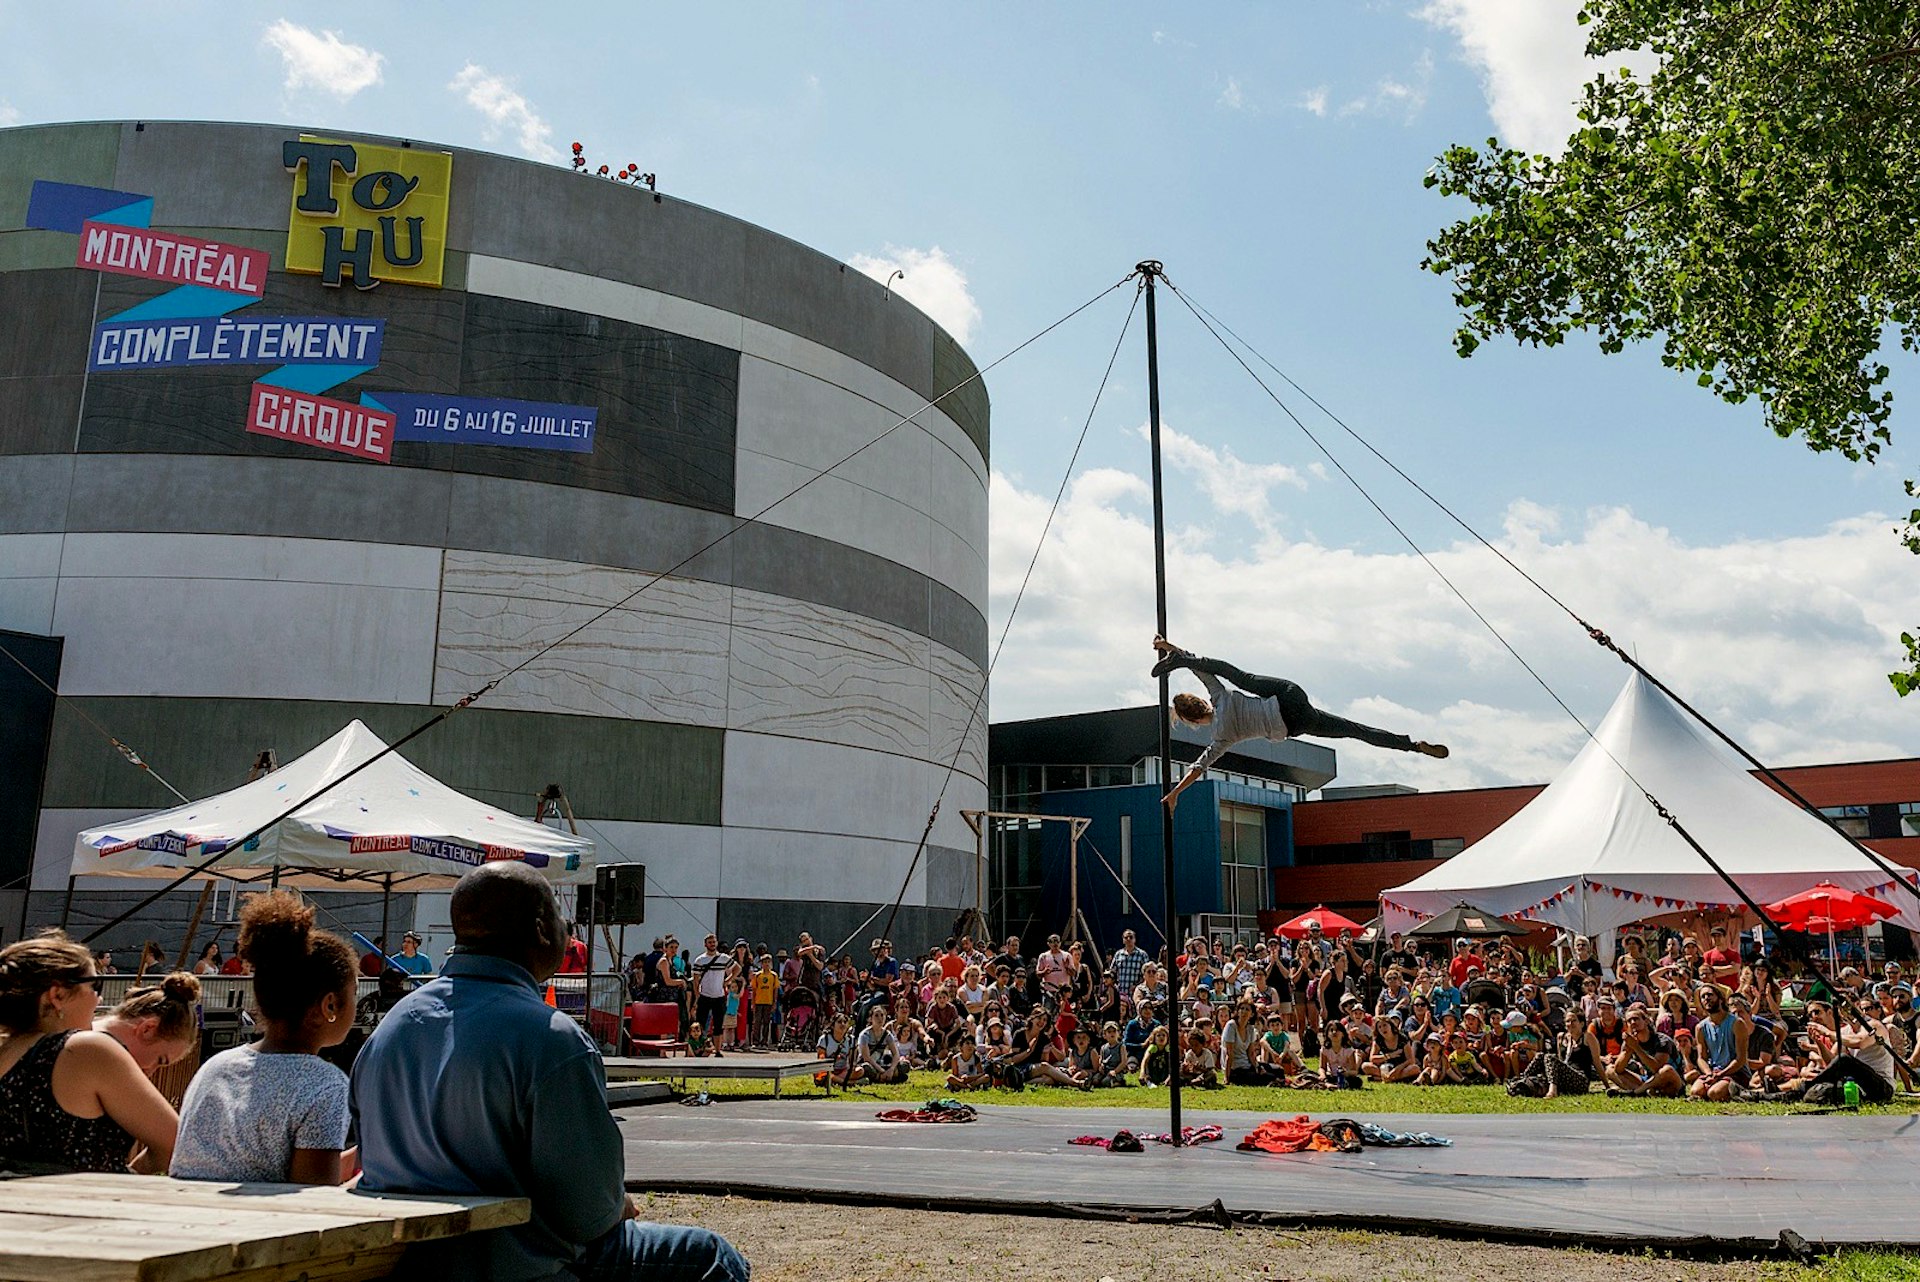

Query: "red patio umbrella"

xmin=1764 ymin=882 xmax=1897 ymax=971
xmin=1274 ymin=905 xmax=1365 ymax=940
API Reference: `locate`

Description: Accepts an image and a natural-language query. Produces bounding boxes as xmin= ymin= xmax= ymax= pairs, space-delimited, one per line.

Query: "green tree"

xmin=1422 ymin=1 xmax=1920 ymax=691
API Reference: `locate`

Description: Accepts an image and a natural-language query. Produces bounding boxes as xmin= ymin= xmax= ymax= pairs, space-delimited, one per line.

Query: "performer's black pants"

xmin=1182 ymin=657 xmax=1419 ymax=753
xmin=1804 ymin=1053 xmax=1896 ymax=1103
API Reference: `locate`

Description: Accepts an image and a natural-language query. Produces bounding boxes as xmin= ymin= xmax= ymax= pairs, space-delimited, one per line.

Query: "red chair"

xmin=625 ymin=1002 xmax=687 ymax=1056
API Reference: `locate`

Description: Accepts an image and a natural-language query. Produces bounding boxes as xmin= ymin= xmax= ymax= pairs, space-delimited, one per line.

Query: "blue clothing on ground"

xmin=351 ymin=951 xmax=746 ymax=1281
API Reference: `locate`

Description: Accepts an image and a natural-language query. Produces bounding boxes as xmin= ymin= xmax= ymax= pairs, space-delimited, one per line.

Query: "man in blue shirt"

xmin=391 ymin=930 xmax=435 ymax=977
xmin=351 ymin=862 xmax=747 ymax=1281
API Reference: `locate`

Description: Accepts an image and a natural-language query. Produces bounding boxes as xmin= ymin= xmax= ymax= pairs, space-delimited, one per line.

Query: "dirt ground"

xmin=639 ymin=1193 xmax=1814 ymax=1282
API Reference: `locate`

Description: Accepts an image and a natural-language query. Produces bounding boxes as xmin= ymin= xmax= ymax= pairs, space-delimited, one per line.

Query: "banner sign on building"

xmin=285 ymin=135 xmax=453 ymax=289
xmin=247 ymin=384 xmax=396 ymax=463
xmin=77 ymin=221 xmax=268 ymax=296
xmin=90 ymin=316 xmax=385 ymax=372
xmin=369 ymin=391 xmax=599 ymax=453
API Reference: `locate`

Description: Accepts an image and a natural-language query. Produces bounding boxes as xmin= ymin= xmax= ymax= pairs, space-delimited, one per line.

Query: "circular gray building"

xmin=0 ymin=120 xmax=989 ymax=953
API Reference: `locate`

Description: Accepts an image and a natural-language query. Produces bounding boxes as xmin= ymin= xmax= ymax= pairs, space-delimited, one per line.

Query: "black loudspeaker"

xmin=585 ymin=863 xmax=646 ymax=925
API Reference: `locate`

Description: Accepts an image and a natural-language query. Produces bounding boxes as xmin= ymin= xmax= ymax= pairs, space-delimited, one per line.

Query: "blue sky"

xmin=6 ymin=2 xmax=1915 ymax=786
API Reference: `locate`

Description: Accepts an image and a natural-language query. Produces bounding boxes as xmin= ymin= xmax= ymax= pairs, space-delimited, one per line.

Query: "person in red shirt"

xmin=557 ymin=923 xmax=589 ymax=975
xmin=937 ymin=939 xmax=967 ymax=984
xmin=1699 ymin=922 xmax=1743 ymax=987
xmin=1448 ymin=938 xmax=1485 ymax=988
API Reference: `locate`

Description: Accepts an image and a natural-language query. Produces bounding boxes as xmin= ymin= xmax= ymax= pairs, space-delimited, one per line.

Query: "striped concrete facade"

xmin=0 ymin=121 xmax=988 ymax=951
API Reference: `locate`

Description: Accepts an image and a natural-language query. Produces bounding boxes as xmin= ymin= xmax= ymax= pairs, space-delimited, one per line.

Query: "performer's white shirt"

xmin=1191 ymin=669 xmax=1290 ymax=772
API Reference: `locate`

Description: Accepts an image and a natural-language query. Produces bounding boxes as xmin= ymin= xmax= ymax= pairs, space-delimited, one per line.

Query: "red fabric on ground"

xmin=1236 ymin=1115 xmax=1323 ymax=1153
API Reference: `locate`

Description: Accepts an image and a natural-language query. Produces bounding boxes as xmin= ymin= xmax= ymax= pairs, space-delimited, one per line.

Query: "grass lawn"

xmin=687 ymin=1063 xmax=1920 ymax=1116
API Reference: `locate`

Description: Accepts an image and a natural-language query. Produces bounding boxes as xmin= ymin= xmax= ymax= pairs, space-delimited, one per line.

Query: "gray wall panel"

xmin=111 ymin=121 xmax=299 ymax=233
xmin=930 ymin=583 xmax=989 ymax=673
xmin=0 ymin=124 xmax=122 ymax=229
xmin=42 ymin=696 xmax=724 ymax=825
xmin=924 ymin=844 xmax=977 ymax=914
xmin=0 ymin=455 xmax=75 ymax=532
xmin=715 ymin=899 xmax=959 ymax=958
xmin=444 ymin=475 xmax=737 ymax=586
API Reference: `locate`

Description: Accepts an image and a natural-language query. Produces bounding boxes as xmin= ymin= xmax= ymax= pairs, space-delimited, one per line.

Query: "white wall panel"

xmin=929 ymin=525 xmax=986 ymax=617
xmin=726 ymin=625 xmax=929 ymax=758
xmin=50 ymin=575 xmax=438 ymax=702
xmin=734 ymin=450 xmax=932 ymax=579
xmin=722 ymin=731 xmax=983 ymax=855
xmin=930 ymin=643 xmax=989 ymax=782
xmin=736 ymin=357 xmax=932 ymax=511
xmin=717 ymin=826 xmax=926 ymax=904
xmin=56 ymin=533 xmax=442 ymax=590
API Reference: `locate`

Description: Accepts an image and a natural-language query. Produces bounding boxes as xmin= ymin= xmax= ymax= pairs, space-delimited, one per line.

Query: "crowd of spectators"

xmin=627 ymin=916 xmax=1915 ymax=1105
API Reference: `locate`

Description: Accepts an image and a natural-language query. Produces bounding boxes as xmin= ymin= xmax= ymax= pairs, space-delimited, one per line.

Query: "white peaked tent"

xmin=1380 ymin=674 xmax=1920 ymax=938
xmin=73 ymin=720 xmax=594 ymax=890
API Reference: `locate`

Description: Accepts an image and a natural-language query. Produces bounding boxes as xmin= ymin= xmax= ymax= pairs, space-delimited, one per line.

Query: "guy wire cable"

xmin=838 ymin=279 xmax=1145 ymax=959
xmin=1169 ymin=281 xmax=1920 ymax=915
xmin=1162 ymin=283 xmax=1912 ymax=1076
xmin=60 ymin=275 xmax=1134 ymax=947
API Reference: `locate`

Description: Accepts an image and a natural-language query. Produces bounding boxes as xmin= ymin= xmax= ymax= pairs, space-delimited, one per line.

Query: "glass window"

xmin=1044 ymin=765 xmax=1087 ymax=792
xmin=1899 ymin=802 xmax=1920 ymax=838
xmin=1820 ymin=806 xmax=1870 ymax=839
xmin=1119 ymin=815 xmax=1133 ymax=916
xmin=1431 ymin=837 xmax=1465 ymax=859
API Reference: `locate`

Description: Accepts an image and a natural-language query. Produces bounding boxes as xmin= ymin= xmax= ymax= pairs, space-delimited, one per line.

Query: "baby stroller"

xmin=778 ymin=984 xmax=820 ymax=1051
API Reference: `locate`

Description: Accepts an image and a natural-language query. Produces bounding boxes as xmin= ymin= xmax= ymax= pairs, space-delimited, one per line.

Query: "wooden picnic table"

xmin=0 ymin=1172 xmax=529 ymax=1282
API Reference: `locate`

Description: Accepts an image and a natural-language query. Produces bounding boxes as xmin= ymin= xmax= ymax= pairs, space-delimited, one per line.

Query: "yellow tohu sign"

xmin=284 ymin=135 xmax=452 ymax=289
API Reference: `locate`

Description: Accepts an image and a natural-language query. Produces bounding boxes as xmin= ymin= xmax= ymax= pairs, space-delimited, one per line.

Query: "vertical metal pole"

xmin=1140 ymin=260 xmax=1182 ymax=1144
xmin=59 ymin=877 xmax=76 ymax=931
xmin=378 ymin=874 xmax=392 ymax=960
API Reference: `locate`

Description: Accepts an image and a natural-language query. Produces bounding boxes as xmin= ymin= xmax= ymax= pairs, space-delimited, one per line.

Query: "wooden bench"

xmin=0 ymin=1172 xmax=528 ymax=1282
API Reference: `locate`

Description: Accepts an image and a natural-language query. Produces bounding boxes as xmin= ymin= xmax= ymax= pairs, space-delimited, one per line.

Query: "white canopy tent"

xmin=1380 ymin=674 xmax=1920 ymax=938
xmin=73 ymin=720 xmax=594 ymax=891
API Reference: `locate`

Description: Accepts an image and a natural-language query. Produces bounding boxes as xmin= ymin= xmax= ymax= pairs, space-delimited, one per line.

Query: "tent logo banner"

xmin=346 ymin=831 xmax=578 ymax=872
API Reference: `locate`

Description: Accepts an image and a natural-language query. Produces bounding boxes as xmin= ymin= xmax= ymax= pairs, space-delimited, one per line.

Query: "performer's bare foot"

xmin=1414 ymin=741 xmax=1450 ymax=759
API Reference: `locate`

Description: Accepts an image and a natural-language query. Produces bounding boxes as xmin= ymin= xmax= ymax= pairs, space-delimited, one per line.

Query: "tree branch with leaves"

xmin=1424 ymin=0 xmax=1920 ymax=691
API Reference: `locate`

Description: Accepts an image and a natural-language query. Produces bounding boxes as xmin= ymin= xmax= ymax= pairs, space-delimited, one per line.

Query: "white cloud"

xmin=986 ymin=460 xmax=1920 ymax=792
xmin=261 ymin=19 xmax=384 ymax=99
xmin=448 ymin=63 xmax=559 ymax=163
xmin=1218 ymin=78 xmax=1246 ymax=112
xmin=0 ymin=103 xmax=19 ymax=127
xmin=1154 ymin=425 xmax=1309 ymax=540
xmin=1420 ymin=0 xmax=1656 ymax=154
xmin=1327 ymin=51 xmax=1435 ymax=124
xmin=1298 ymin=86 xmax=1329 ymax=118
xmin=849 ymin=245 xmax=982 ymax=346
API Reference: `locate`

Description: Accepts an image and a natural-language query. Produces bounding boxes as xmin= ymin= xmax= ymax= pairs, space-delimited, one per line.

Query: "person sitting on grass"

xmin=816 ymin=1013 xmax=858 ymax=1088
xmin=1220 ymin=1002 xmax=1267 ymax=1086
xmin=1097 ymin=1022 xmax=1130 ymax=1086
xmin=888 ymin=999 xmax=928 ymax=1072
xmin=1067 ymin=1027 xmax=1104 ymax=1086
xmin=1501 ymin=1009 xmax=1544 ymax=1077
xmin=1409 ymin=1032 xmax=1444 ymax=1086
xmin=1008 ymin=1008 xmax=1085 ymax=1088
xmin=1780 ymin=1004 xmax=1900 ymax=1104
xmin=1688 ymin=986 xmax=1748 ymax=1102
xmin=1140 ymin=1025 xmax=1175 ymax=1086
xmin=1122 ymin=1002 xmax=1158 ymax=1071
xmin=1363 ymin=1011 xmax=1420 ymax=1083
xmin=1608 ymin=1007 xmax=1684 ymax=1098
xmin=855 ymin=1005 xmax=905 ymax=1085
xmin=945 ymin=1039 xmax=989 ymax=1092
xmin=0 ymin=931 xmax=179 ymax=1174
xmin=1316 ymin=1022 xmax=1363 ymax=1087
xmin=171 ymin=892 xmax=358 ymax=1185
xmin=1258 ymin=1011 xmax=1304 ymax=1081
xmin=1180 ymin=1025 xmax=1221 ymax=1090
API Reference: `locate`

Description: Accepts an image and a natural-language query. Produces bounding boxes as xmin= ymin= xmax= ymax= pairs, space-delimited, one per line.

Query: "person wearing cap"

xmin=1589 ymin=994 xmax=1626 ymax=1060
xmin=1447 ymin=938 xmax=1486 ymax=989
xmin=862 ymin=939 xmax=900 ymax=998
xmin=1699 ymin=922 xmax=1743 ymax=987
xmin=1035 ymin=935 xmax=1075 ymax=999
xmin=393 ymin=930 xmax=434 ymax=978
xmin=1607 ymin=1006 xmax=1683 ymax=1097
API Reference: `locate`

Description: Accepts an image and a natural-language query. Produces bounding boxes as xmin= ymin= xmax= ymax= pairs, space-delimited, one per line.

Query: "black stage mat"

xmin=618 ymin=1099 xmax=1920 ymax=1250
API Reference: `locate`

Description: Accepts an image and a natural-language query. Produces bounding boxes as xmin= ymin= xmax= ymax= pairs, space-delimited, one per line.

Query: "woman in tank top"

xmin=0 ymin=932 xmax=179 ymax=1174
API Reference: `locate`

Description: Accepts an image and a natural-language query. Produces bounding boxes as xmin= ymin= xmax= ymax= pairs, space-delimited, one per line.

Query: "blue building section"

xmin=1024 ymin=779 xmax=1297 ymax=952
